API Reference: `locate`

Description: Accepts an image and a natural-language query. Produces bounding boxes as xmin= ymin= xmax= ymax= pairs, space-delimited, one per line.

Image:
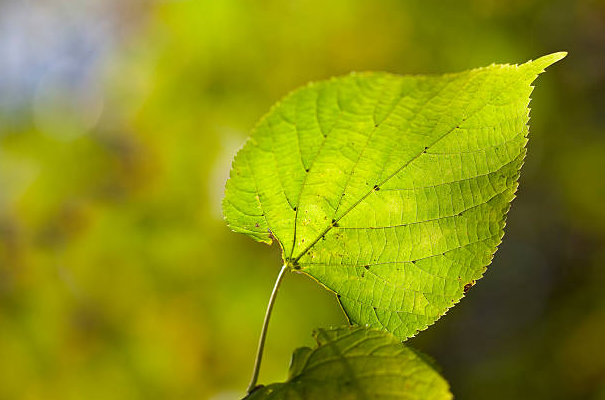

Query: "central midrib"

xmin=291 ymin=68 xmax=522 ymax=265
xmin=292 ymin=129 xmax=445 ymax=265
xmin=289 ymin=74 xmax=459 ymax=265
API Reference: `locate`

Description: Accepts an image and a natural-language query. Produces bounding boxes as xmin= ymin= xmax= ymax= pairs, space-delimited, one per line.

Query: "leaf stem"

xmin=246 ymin=264 xmax=289 ymax=394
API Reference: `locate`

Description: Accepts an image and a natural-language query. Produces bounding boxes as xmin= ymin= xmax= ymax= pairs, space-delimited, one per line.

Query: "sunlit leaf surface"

xmin=223 ymin=53 xmax=566 ymax=340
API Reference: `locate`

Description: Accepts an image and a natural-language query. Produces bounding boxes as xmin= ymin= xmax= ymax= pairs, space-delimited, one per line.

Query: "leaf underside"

xmin=224 ymin=52 xmax=566 ymax=340
xmin=244 ymin=326 xmax=452 ymax=400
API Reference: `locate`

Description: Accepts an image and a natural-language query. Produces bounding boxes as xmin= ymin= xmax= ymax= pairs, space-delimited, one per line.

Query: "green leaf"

xmin=244 ymin=326 xmax=452 ymax=400
xmin=223 ymin=52 xmax=566 ymax=340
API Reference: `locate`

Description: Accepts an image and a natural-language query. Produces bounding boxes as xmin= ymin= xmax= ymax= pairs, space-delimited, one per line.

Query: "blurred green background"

xmin=0 ymin=0 xmax=604 ymax=399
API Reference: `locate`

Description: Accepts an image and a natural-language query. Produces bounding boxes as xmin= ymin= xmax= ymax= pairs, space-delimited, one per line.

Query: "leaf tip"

xmin=527 ymin=51 xmax=568 ymax=72
xmin=550 ymin=51 xmax=568 ymax=61
xmin=540 ymin=51 xmax=568 ymax=64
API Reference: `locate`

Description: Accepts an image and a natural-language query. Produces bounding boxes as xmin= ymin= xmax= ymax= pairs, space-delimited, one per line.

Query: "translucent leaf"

xmin=244 ymin=326 xmax=452 ymax=400
xmin=223 ymin=53 xmax=566 ymax=340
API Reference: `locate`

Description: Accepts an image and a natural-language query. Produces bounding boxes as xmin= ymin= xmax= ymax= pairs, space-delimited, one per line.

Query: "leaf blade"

xmin=224 ymin=53 xmax=566 ymax=339
xmin=244 ymin=326 xmax=452 ymax=400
